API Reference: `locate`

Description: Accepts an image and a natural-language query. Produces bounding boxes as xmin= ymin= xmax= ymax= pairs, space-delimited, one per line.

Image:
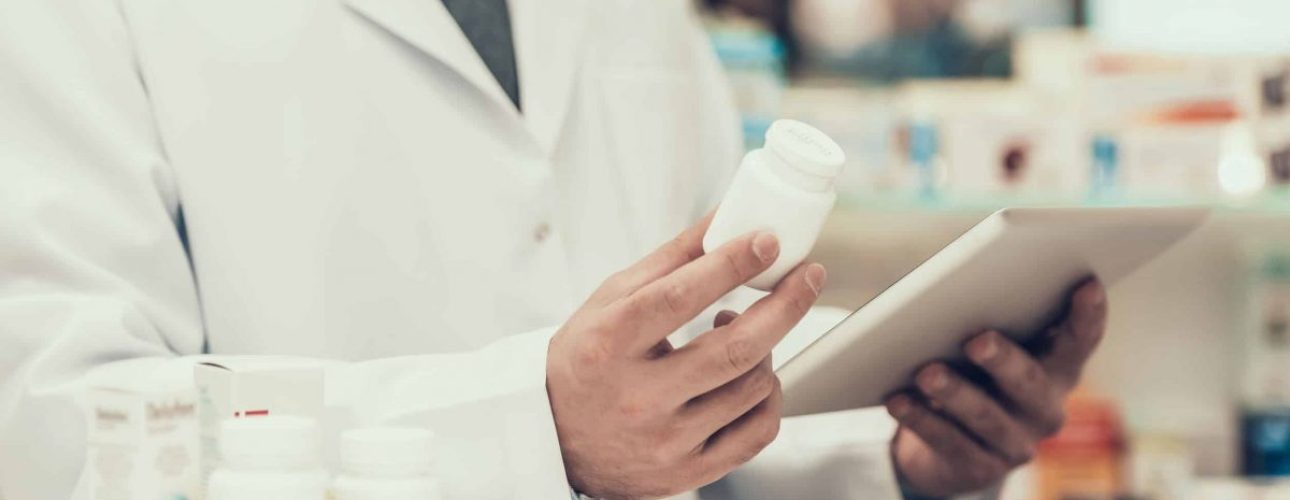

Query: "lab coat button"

xmin=533 ymin=222 xmax=552 ymax=243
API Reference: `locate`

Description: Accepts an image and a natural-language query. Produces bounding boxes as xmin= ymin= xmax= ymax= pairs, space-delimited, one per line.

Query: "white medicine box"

xmin=84 ymin=359 xmax=201 ymax=500
xmin=194 ymin=357 xmax=327 ymax=489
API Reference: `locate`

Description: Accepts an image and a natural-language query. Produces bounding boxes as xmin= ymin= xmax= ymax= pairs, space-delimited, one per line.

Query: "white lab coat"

xmin=0 ymin=0 xmax=901 ymax=498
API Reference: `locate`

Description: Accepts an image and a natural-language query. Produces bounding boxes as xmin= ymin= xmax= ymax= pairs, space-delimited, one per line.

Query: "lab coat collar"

xmin=511 ymin=0 xmax=592 ymax=156
xmin=342 ymin=0 xmax=590 ymax=158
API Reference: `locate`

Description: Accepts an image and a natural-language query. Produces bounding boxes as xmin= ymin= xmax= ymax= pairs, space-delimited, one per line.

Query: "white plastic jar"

xmin=704 ymin=119 xmax=846 ymax=290
xmin=207 ymin=416 xmax=328 ymax=500
xmin=331 ymin=427 xmax=442 ymax=500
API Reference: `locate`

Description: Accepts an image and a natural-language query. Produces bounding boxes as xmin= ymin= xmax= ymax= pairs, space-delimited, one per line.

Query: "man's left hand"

xmin=885 ymin=279 xmax=1109 ymax=496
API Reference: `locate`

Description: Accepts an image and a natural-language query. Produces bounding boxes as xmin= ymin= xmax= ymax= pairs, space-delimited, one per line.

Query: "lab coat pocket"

xmin=598 ymin=70 xmax=705 ymax=251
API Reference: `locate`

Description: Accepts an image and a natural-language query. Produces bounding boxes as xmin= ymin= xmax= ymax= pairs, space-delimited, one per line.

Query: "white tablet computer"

xmin=778 ymin=207 xmax=1210 ymax=417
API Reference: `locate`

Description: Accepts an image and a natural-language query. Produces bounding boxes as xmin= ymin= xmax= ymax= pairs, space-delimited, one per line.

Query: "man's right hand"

xmin=547 ymin=215 xmax=827 ymax=499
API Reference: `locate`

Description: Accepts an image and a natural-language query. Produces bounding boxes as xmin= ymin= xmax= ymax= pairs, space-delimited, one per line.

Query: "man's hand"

xmin=886 ymin=280 xmax=1109 ymax=496
xmin=547 ymin=215 xmax=827 ymax=499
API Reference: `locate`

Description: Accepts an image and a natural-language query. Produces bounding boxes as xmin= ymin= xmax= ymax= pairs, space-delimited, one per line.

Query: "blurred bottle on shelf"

xmin=1242 ymin=408 xmax=1290 ymax=478
xmin=1089 ymin=134 xmax=1121 ymax=200
xmin=1271 ymin=145 xmax=1290 ymax=189
xmin=906 ymin=119 xmax=943 ymax=200
xmin=1034 ymin=389 xmax=1128 ymax=500
xmin=1242 ymin=253 xmax=1290 ymax=478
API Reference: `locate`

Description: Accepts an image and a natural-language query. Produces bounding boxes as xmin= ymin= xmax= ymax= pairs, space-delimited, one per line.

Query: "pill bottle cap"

xmin=340 ymin=427 xmax=434 ymax=478
xmin=765 ymin=119 xmax=846 ymax=179
xmin=220 ymin=416 xmax=319 ymax=470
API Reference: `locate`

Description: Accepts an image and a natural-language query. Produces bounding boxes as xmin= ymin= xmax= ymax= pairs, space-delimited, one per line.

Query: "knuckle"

xmin=616 ymin=395 xmax=652 ymax=420
xmin=601 ymin=270 xmax=631 ymax=294
xmin=743 ymin=366 xmax=777 ymax=399
xmin=732 ymin=447 xmax=759 ymax=468
xmin=743 ymin=435 xmax=768 ymax=466
xmin=760 ymin=415 xmax=782 ymax=447
xmin=724 ymin=337 xmax=758 ymax=374
xmin=573 ymin=338 xmax=612 ymax=369
xmin=670 ymin=234 xmax=704 ymax=261
xmin=727 ymin=415 xmax=780 ymax=468
xmin=661 ymin=281 xmax=691 ymax=316
xmin=648 ymin=445 xmax=679 ymax=468
xmin=648 ymin=433 xmax=689 ymax=467
xmin=1022 ymin=363 xmax=1046 ymax=388
xmin=783 ymin=289 xmax=814 ymax=317
xmin=721 ymin=250 xmax=751 ymax=282
xmin=971 ymin=407 xmax=1002 ymax=435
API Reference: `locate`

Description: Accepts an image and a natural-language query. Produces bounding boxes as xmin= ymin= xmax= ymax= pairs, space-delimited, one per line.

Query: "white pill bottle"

xmin=207 ymin=416 xmax=329 ymax=500
xmin=704 ymin=120 xmax=847 ymax=290
xmin=331 ymin=428 xmax=442 ymax=500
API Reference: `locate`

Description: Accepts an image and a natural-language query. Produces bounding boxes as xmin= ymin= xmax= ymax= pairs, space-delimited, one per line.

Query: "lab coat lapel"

xmin=343 ymin=0 xmax=519 ymax=117
xmin=510 ymin=0 xmax=592 ymax=156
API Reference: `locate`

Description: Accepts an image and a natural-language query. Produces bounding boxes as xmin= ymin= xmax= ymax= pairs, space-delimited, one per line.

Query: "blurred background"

xmin=694 ymin=0 xmax=1290 ymax=498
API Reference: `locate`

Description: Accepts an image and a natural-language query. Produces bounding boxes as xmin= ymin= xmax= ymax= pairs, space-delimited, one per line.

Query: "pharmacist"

xmin=0 ymin=1 xmax=1108 ymax=499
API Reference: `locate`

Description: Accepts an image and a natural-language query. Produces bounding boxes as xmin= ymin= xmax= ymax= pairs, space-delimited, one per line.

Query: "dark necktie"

xmin=441 ymin=0 xmax=521 ymax=111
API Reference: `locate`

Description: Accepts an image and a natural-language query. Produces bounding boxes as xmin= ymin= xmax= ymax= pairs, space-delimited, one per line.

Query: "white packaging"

xmin=84 ymin=358 xmax=200 ymax=500
xmin=896 ymin=81 xmax=1075 ymax=197
xmin=207 ymin=416 xmax=328 ymax=500
xmin=194 ymin=356 xmax=327 ymax=492
xmin=1117 ymin=123 xmax=1227 ymax=198
xmin=332 ymin=428 xmax=442 ymax=500
xmin=704 ymin=119 xmax=846 ymax=291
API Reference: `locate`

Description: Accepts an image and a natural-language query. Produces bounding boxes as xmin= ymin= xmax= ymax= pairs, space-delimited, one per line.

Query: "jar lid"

xmin=220 ymin=416 xmax=319 ymax=470
xmin=340 ymin=427 xmax=434 ymax=477
xmin=765 ymin=119 xmax=846 ymax=179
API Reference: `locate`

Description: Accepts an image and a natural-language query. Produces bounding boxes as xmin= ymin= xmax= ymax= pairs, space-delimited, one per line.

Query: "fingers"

xmin=886 ymin=395 xmax=1010 ymax=480
xmin=588 ymin=213 xmax=715 ymax=305
xmin=1041 ymin=279 xmax=1109 ymax=388
xmin=698 ymin=377 xmax=783 ymax=476
xmin=663 ymin=263 xmax=825 ymax=396
xmin=682 ymin=357 xmax=776 ymax=441
xmin=965 ymin=332 xmax=1065 ymax=434
xmin=914 ymin=364 xmax=1037 ymax=465
xmin=612 ymin=231 xmax=780 ymax=353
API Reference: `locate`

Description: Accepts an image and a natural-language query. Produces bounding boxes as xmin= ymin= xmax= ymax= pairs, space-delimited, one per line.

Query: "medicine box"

xmin=194 ymin=356 xmax=327 ymax=493
xmin=85 ymin=358 xmax=201 ymax=500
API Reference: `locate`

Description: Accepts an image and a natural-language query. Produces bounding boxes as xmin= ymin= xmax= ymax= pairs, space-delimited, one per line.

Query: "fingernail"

xmin=968 ymin=333 xmax=999 ymax=364
xmin=805 ymin=264 xmax=827 ymax=296
xmin=752 ymin=232 xmax=779 ymax=264
xmin=887 ymin=395 xmax=911 ymax=418
xmin=917 ymin=366 xmax=948 ymax=394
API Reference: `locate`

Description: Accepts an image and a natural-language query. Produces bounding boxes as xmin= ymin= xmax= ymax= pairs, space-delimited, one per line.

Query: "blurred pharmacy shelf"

xmin=820 ymin=190 xmax=1290 ymax=266
xmin=836 ymin=190 xmax=1290 ymax=216
xmin=707 ymin=3 xmax=1290 ymax=494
